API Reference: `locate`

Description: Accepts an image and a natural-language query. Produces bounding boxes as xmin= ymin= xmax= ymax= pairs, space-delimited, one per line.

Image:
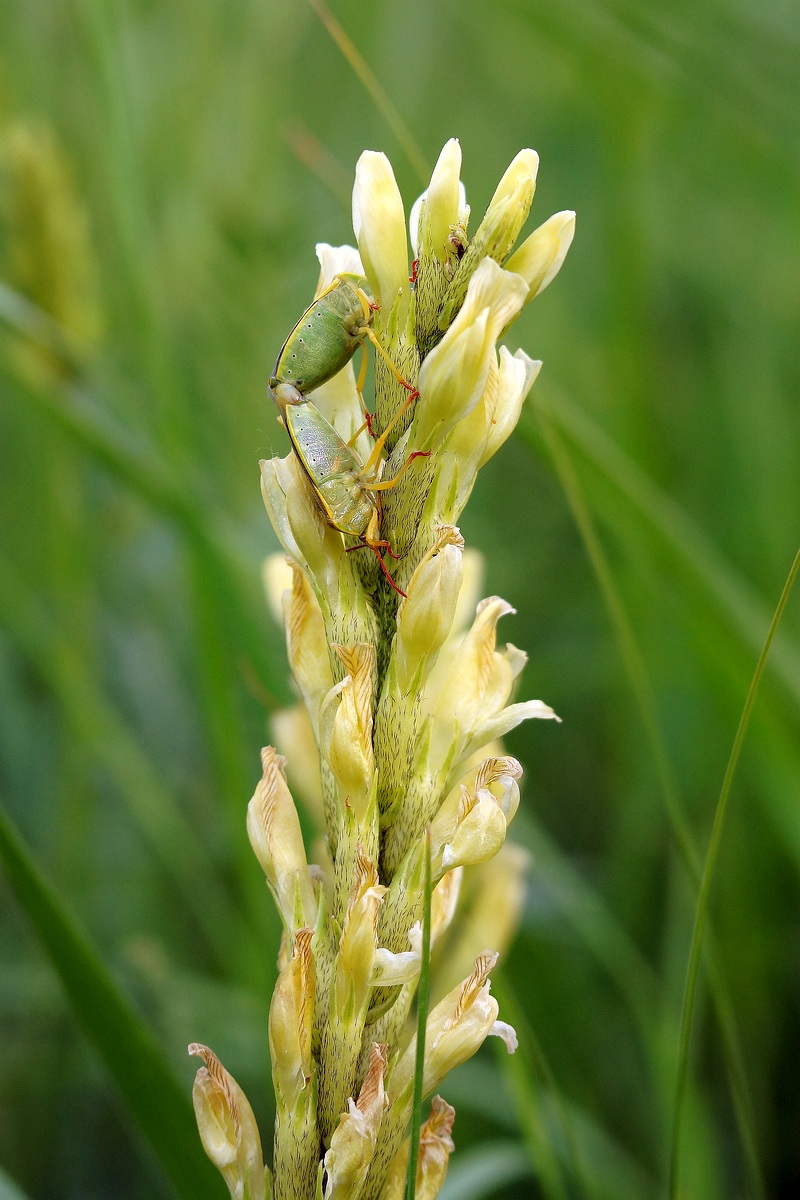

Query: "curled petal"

xmin=489 ymin=1020 xmax=518 ymax=1054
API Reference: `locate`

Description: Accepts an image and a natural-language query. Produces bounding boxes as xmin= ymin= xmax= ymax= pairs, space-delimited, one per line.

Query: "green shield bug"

xmin=271 ymin=382 xmax=427 ymax=597
xmin=271 ymin=272 xmax=418 ymax=426
xmin=269 ymin=274 xmax=427 ymax=596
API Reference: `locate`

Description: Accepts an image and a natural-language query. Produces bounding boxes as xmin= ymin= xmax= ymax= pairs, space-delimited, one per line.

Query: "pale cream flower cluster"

xmin=190 ymin=139 xmax=574 ymax=1200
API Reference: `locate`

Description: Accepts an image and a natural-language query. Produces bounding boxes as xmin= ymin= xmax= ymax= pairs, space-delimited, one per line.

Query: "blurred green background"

xmin=1 ymin=1 xmax=799 ymax=1197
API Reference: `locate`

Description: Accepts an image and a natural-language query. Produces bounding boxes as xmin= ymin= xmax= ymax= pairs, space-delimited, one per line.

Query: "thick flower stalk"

xmin=191 ymin=139 xmax=574 ymax=1200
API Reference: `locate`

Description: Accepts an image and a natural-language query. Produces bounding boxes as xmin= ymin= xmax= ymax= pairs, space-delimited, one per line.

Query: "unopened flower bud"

xmin=260 ymin=455 xmax=341 ymax=598
xmin=430 ymin=596 xmax=516 ymax=735
xmin=247 ymin=747 xmax=317 ymax=932
xmin=486 ymin=148 xmax=540 ymax=232
xmin=318 ymin=853 xmax=387 ymax=1139
xmin=427 ymin=348 xmax=541 ymax=525
xmin=269 ymin=930 xmax=319 ymax=1200
xmin=438 ymin=149 xmax=539 ymax=330
xmin=262 ymin=553 xmax=293 ymax=626
xmin=504 ymin=209 xmax=576 ymax=303
xmin=451 ymin=549 xmax=485 ymax=638
xmin=319 ymin=644 xmax=375 ymax=821
xmin=415 ymin=310 xmax=491 ymax=450
xmin=430 ymin=869 xmax=463 ymax=946
xmin=260 ymin=456 xmax=306 ymax=567
xmin=394 ymin=526 xmax=464 ymax=693
xmin=430 ymin=758 xmax=521 ymax=875
xmin=479 ymin=348 xmax=541 ymax=468
xmin=322 ymin=1043 xmax=389 ymax=1200
xmin=315 ymin=242 xmax=364 ymax=293
xmin=415 ymin=259 xmax=528 ymax=449
xmin=337 ymin=851 xmax=386 ymax=1018
xmin=271 ymin=705 xmax=325 ymax=830
xmin=283 ymin=563 xmax=334 ymax=735
xmin=188 ymin=1043 xmax=269 ymax=1200
xmin=440 ymin=786 xmax=508 ymax=871
xmin=411 ymin=138 xmax=464 ymax=263
xmin=427 ymin=598 xmax=558 ymax=764
xmin=353 ymin=151 xmax=409 ymax=322
xmin=269 ymin=928 xmax=315 ymax=1109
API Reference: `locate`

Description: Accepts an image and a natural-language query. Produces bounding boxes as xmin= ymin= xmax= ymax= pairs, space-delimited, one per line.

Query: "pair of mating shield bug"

xmin=268 ymin=273 xmax=427 ymax=597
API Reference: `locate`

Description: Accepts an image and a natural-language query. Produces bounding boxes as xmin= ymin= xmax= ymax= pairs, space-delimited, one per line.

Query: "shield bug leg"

xmin=368 ymin=546 xmax=406 ymax=597
xmin=344 ymin=510 xmax=407 ymax=596
xmin=344 ymin=541 xmax=406 ymax=597
xmin=347 ymin=417 xmax=371 ymax=448
xmin=367 ymin=450 xmax=431 ymax=491
xmin=359 ymin=389 xmax=422 ymax=478
xmin=352 ymin=343 xmax=379 ymax=440
xmin=358 ymin=550 xmax=407 ymax=597
xmin=363 ymin=324 xmax=420 ymax=402
xmin=355 ymin=285 xmax=420 ymax=402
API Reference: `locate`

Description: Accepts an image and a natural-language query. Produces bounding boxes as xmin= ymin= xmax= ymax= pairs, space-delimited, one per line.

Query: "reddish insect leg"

xmin=344 ymin=540 xmax=406 ymax=596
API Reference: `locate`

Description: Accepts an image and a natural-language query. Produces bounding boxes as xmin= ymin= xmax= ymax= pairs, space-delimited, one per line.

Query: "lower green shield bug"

xmin=271 ymin=381 xmax=427 ymax=597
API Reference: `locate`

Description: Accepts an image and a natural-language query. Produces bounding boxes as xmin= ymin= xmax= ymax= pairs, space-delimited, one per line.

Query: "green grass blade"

xmin=534 ymin=403 xmax=766 ymax=1198
xmin=437 ymin=1143 xmax=531 ymax=1199
xmin=0 ymin=554 xmax=255 ymax=976
xmin=0 ymin=284 xmax=288 ymax=707
xmin=0 ymin=280 xmax=89 ymax=370
xmin=443 ymin=1061 xmax=656 ymax=1200
xmin=492 ymin=977 xmax=577 ymax=1200
xmin=669 ymin=545 xmax=800 ymax=1197
xmin=0 ymin=1166 xmax=33 ymax=1200
xmin=0 ymin=802 xmax=223 ymax=1200
xmin=524 ymin=389 xmax=800 ymax=709
xmin=532 ymin=402 xmax=699 ymax=876
xmin=518 ymin=810 xmax=658 ymax=1030
xmin=0 ymin=360 xmax=288 ymax=710
xmin=307 ymin=0 xmax=429 ymax=186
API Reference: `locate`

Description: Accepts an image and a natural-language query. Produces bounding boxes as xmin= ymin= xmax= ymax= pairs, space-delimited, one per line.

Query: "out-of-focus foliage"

xmin=1 ymin=1 xmax=798 ymax=1197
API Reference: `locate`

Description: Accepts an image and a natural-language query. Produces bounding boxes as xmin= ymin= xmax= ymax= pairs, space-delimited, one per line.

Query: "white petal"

xmin=489 ymin=1020 xmax=518 ymax=1054
xmin=315 ymin=242 xmax=364 ymax=294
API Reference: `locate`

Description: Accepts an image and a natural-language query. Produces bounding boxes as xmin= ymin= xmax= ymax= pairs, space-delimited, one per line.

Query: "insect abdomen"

xmin=286 ymin=403 xmax=373 ymax=537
